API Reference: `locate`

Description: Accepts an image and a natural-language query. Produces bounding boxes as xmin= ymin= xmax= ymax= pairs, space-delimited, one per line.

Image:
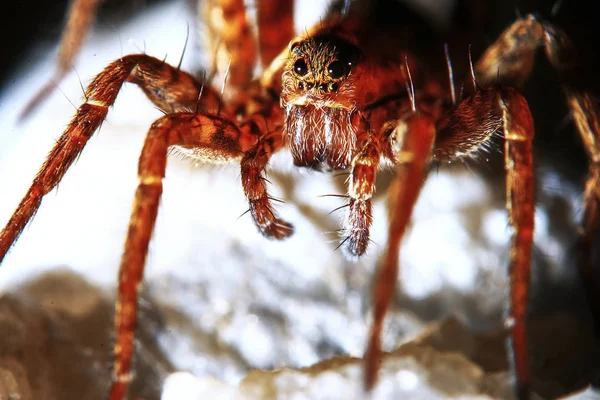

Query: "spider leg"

xmin=474 ymin=15 xmax=544 ymax=88
xmin=544 ymin=22 xmax=600 ymax=332
xmin=201 ymin=0 xmax=257 ymax=93
xmin=438 ymin=86 xmax=534 ymax=400
xmin=0 ymin=54 xmax=220 ymax=262
xmin=56 ymin=0 xmax=100 ymax=74
xmin=500 ymin=87 xmax=536 ymax=400
xmin=242 ymin=127 xmax=294 ymax=239
xmin=474 ymin=15 xmax=600 ymax=395
xmin=257 ymin=0 xmax=295 ymax=68
xmin=343 ymin=132 xmax=379 ymax=257
xmin=363 ymin=114 xmax=436 ymax=389
xmin=107 ymin=112 xmax=255 ymax=400
xmin=476 ymin=20 xmax=600 ymax=315
xmin=441 ymin=88 xmax=534 ymax=400
xmin=19 ymin=0 xmax=101 ymax=120
xmin=569 ymin=92 xmax=600 ymax=330
xmin=363 ymin=85 xmax=534 ymax=399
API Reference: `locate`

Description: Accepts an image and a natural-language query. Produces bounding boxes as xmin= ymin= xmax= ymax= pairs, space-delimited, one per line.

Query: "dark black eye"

xmin=327 ymin=60 xmax=347 ymax=79
xmin=294 ymin=59 xmax=308 ymax=76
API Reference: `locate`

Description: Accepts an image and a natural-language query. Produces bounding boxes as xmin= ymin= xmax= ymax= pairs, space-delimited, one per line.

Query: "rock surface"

xmin=0 ymin=272 xmax=171 ymax=400
xmin=1 ymin=268 xmax=599 ymax=399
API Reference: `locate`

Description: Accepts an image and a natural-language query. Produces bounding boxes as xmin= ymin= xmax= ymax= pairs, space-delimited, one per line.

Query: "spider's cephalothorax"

xmin=1 ymin=1 xmax=600 ymax=400
xmin=281 ymin=35 xmax=362 ymax=169
xmin=285 ymin=36 xmax=360 ymax=98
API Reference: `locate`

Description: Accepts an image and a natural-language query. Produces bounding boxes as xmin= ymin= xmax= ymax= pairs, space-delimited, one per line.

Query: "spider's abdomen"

xmin=284 ymin=105 xmax=357 ymax=170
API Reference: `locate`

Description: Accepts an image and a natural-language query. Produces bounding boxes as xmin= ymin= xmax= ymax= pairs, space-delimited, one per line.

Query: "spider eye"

xmin=327 ymin=60 xmax=347 ymax=79
xmin=294 ymin=59 xmax=308 ymax=76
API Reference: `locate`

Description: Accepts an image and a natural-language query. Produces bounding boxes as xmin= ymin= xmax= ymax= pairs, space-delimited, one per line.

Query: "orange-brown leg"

xmin=543 ymin=22 xmax=600 ymax=331
xmin=363 ymin=114 xmax=436 ymax=389
xmin=343 ymin=133 xmax=380 ymax=257
xmin=476 ymin=18 xmax=600 ymax=309
xmin=241 ymin=127 xmax=293 ymax=239
xmin=474 ymin=15 xmax=544 ymax=88
xmin=569 ymin=92 xmax=600 ymax=330
xmin=20 ymin=0 xmax=101 ymax=120
xmin=201 ymin=0 xmax=257 ymax=93
xmin=437 ymin=87 xmax=534 ymax=400
xmin=257 ymin=0 xmax=295 ymax=68
xmin=436 ymin=87 xmax=534 ymax=400
xmin=108 ymin=112 xmax=257 ymax=400
xmin=501 ymin=87 xmax=536 ymax=400
xmin=0 ymin=54 xmax=220 ymax=262
xmin=363 ymin=84 xmax=535 ymax=399
xmin=475 ymin=16 xmax=600 ymax=396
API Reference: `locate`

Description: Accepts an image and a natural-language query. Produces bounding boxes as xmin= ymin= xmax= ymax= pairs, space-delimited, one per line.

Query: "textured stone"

xmin=0 ymin=271 xmax=170 ymax=400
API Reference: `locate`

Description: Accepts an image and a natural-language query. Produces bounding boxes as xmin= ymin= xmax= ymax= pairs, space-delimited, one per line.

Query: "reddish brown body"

xmin=1 ymin=1 xmax=599 ymax=400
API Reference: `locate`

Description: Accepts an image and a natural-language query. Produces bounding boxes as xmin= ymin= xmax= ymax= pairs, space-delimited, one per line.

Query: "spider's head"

xmin=281 ymin=35 xmax=361 ymax=110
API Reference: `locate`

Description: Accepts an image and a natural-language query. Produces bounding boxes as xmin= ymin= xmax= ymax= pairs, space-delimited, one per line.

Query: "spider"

xmin=1 ymin=0 xmax=599 ymax=399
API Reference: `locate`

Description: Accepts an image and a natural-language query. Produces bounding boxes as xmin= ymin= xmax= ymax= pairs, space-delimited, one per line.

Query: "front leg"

xmin=474 ymin=15 xmax=600 ymax=395
xmin=343 ymin=132 xmax=380 ymax=257
xmin=475 ymin=16 xmax=600 ymax=330
xmin=570 ymin=93 xmax=600 ymax=331
xmin=0 ymin=54 xmax=221 ymax=262
xmin=109 ymin=112 xmax=260 ymax=400
xmin=364 ymin=114 xmax=436 ymax=389
xmin=501 ymin=87 xmax=536 ymax=400
xmin=435 ymin=85 xmax=535 ymax=399
xmin=241 ymin=128 xmax=294 ymax=239
xmin=201 ymin=0 xmax=257 ymax=93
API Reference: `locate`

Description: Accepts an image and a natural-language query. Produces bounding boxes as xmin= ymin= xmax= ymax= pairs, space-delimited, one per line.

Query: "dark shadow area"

xmin=0 ymin=0 xmax=169 ymax=89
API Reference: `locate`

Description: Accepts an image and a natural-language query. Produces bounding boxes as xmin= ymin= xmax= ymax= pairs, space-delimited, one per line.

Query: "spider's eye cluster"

xmin=327 ymin=60 xmax=349 ymax=79
xmin=294 ymin=59 xmax=309 ymax=76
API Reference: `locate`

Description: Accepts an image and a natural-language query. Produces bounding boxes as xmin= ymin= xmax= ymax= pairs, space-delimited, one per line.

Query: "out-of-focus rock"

xmin=562 ymin=386 xmax=600 ymax=400
xmin=0 ymin=270 xmax=172 ymax=400
xmin=0 ymin=267 xmax=598 ymax=400
xmin=162 ymin=317 xmax=515 ymax=400
xmin=160 ymin=312 xmax=600 ymax=400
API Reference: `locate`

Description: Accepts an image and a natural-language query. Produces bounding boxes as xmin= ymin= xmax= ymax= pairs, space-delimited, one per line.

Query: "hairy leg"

xmin=360 ymin=81 xmax=534 ymax=398
xmin=474 ymin=15 xmax=543 ymax=88
xmin=545 ymin=24 xmax=600 ymax=332
xmin=200 ymin=0 xmax=257 ymax=93
xmin=257 ymin=0 xmax=295 ymax=68
xmin=20 ymin=0 xmax=101 ymax=120
xmin=108 ymin=112 xmax=256 ymax=400
xmin=343 ymin=132 xmax=379 ymax=257
xmin=501 ymin=87 xmax=536 ymax=400
xmin=0 ymin=54 xmax=220 ymax=262
xmin=474 ymin=16 xmax=600 ymax=396
xmin=363 ymin=114 xmax=436 ymax=389
xmin=437 ymin=86 xmax=534 ymax=399
xmin=570 ymin=92 xmax=600 ymax=330
xmin=437 ymin=85 xmax=535 ymax=400
xmin=242 ymin=127 xmax=293 ymax=239
xmin=476 ymin=18 xmax=600 ymax=304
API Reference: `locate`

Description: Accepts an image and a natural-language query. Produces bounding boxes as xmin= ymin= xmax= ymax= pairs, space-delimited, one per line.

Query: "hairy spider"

xmin=1 ymin=0 xmax=599 ymax=399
